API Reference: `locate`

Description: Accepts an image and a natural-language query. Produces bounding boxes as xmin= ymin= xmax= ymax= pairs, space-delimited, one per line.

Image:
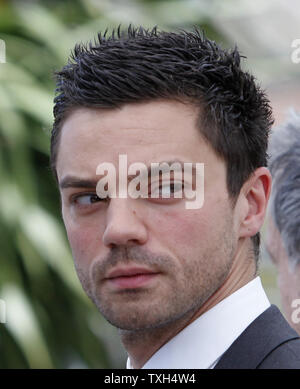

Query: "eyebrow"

xmin=59 ymin=159 xmax=196 ymax=190
xmin=59 ymin=177 xmax=99 ymax=190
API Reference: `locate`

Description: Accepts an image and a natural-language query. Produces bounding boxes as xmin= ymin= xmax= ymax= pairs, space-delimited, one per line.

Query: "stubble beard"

xmin=74 ymin=213 xmax=236 ymax=335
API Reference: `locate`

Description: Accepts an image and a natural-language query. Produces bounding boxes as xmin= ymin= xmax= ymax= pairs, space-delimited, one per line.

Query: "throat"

xmin=119 ymin=308 xmax=198 ymax=369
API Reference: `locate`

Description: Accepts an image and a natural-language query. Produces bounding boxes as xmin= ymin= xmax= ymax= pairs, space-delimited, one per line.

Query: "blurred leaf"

xmin=1 ymin=284 xmax=54 ymax=368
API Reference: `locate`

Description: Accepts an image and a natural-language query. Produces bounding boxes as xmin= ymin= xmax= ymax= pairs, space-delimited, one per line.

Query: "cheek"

xmin=151 ymin=207 xmax=212 ymax=253
xmin=65 ymin=221 xmax=103 ymax=265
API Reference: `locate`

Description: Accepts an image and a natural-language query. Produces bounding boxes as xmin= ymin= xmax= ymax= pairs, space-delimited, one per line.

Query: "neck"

xmin=122 ymin=238 xmax=257 ymax=369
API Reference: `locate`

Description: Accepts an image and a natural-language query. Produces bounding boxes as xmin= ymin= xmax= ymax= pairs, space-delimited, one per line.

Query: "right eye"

xmin=151 ymin=182 xmax=184 ymax=198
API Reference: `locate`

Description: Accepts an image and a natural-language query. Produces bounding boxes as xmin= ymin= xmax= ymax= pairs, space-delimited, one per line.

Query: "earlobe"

xmin=239 ymin=167 xmax=272 ymax=238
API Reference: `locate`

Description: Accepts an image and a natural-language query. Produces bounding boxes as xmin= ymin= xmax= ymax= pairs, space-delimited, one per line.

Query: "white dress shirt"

xmin=126 ymin=276 xmax=271 ymax=369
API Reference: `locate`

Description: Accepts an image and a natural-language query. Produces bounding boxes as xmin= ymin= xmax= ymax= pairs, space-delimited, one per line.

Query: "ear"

xmin=238 ymin=167 xmax=272 ymax=239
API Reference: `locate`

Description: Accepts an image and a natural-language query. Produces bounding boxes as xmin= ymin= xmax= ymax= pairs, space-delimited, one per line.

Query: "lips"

xmin=106 ymin=267 xmax=157 ymax=279
xmin=104 ymin=267 xmax=160 ymax=289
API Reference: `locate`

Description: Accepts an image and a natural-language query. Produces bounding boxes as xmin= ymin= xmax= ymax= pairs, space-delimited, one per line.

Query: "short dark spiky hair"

xmin=51 ymin=25 xmax=273 ymax=261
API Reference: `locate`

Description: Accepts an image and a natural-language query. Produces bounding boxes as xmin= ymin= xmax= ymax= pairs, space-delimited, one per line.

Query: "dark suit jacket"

xmin=214 ymin=305 xmax=300 ymax=369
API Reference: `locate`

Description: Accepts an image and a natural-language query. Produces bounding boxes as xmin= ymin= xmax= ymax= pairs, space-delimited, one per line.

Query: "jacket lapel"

xmin=214 ymin=305 xmax=300 ymax=369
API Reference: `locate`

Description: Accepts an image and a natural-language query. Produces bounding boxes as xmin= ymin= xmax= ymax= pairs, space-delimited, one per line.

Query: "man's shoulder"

xmin=257 ymin=337 xmax=300 ymax=369
xmin=214 ymin=304 xmax=300 ymax=369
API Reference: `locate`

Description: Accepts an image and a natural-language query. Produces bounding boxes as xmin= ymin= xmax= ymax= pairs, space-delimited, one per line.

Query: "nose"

xmin=102 ymin=198 xmax=148 ymax=248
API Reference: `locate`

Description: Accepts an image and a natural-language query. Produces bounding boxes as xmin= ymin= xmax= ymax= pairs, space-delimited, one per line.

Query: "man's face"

xmin=56 ymin=100 xmax=239 ymax=331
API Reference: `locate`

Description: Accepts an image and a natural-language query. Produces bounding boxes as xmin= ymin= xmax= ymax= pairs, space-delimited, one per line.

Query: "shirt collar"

xmin=127 ymin=276 xmax=270 ymax=369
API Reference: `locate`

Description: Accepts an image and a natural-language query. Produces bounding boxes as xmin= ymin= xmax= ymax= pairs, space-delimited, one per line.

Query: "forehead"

xmin=56 ymin=100 xmax=220 ymax=179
